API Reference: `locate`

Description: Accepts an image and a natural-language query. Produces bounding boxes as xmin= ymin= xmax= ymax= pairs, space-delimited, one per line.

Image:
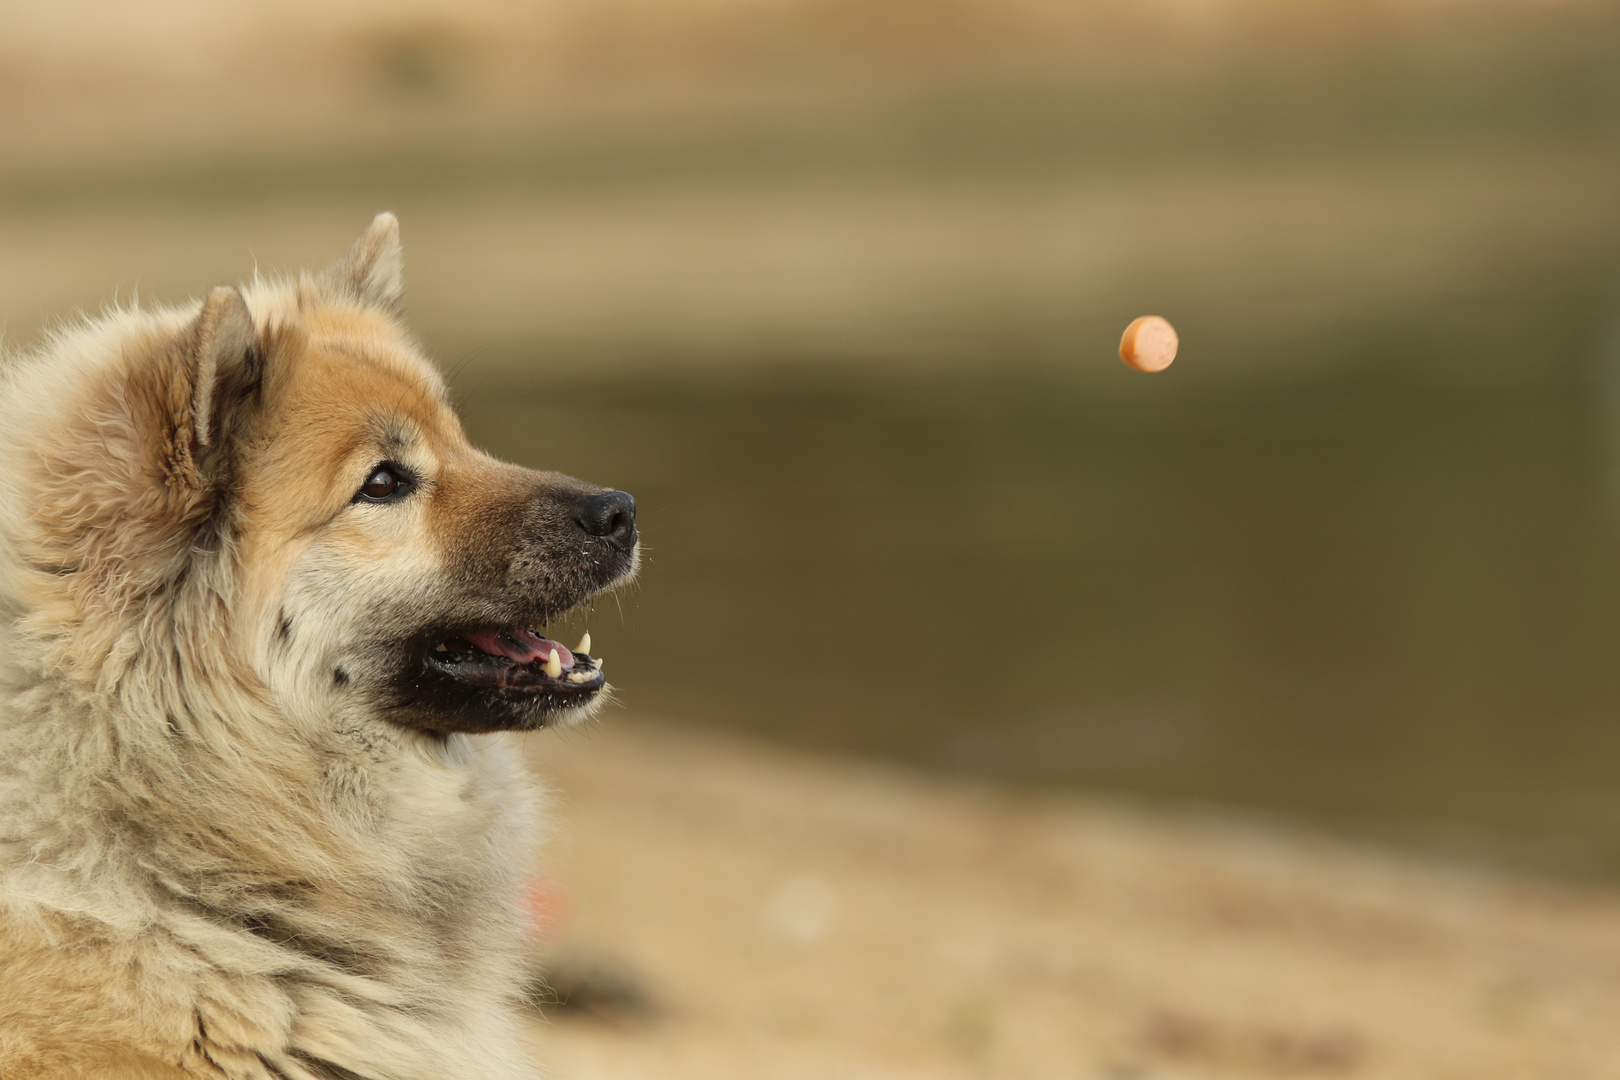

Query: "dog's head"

xmin=3 ymin=215 xmax=637 ymax=735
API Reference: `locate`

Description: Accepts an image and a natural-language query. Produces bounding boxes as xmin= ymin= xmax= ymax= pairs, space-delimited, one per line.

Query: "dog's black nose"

xmin=576 ymin=491 xmax=637 ymax=551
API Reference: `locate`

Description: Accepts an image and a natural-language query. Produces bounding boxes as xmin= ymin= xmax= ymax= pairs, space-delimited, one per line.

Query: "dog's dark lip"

xmin=420 ymin=629 xmax=606 ymax=699
xmin=391 ymin=565 xmax=636 ymax=732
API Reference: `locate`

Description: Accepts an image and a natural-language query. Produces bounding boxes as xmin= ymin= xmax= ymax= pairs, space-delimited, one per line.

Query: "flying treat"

xmin=1119 ymin=316 xmax=1178 ymax=373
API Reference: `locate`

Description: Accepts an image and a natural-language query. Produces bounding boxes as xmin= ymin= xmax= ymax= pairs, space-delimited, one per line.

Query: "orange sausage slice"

xmin=1119 ymin=316 xmax=1178 ymax=373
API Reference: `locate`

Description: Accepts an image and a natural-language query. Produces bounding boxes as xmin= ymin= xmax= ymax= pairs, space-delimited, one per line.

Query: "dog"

xmin=0 ymin=215 xmax=638 ymax=1079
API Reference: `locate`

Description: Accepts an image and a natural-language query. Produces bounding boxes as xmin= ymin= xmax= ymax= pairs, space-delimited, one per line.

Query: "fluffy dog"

xmin=0 ymin=215 xmax=638 ymax=1079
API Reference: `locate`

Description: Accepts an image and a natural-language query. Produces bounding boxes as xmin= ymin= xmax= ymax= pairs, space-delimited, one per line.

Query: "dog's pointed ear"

xmin=190 ymin=286 xmax=257 ymax=450
xmin=150 ymin=286 xmax=264 ymax=492
xmin=321 ymin=212 xmax=404 ymax=313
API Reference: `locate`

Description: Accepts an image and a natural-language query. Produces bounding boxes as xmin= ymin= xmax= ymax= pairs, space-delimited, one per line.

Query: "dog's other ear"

xmin=190 ymin=286 xmax=257 ymax=450
xmin=42 ymin=288 xmax=264 ymax=611
xmin=321 ymin=212 xmax=404 ymax=313
xmin=146 ymin=286 xmax=261 ymax=493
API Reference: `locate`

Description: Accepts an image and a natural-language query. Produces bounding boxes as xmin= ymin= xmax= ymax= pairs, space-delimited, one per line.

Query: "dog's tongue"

xmin=466 ymin=630 xmax=575 ymax=669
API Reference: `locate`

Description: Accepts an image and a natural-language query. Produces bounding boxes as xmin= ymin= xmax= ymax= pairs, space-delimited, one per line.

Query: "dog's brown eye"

xmin=355 ymin=464 xmax=410 ymax=503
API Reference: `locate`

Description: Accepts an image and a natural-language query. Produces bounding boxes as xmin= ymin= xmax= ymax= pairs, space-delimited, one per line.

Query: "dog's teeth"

xmin=544 ymin=650 xmax=563 ymax=678
xmin=575 ymin=631 xmax=591 ymax=655
xmin=593 ymin=655 xmax=604 ymax=669
xmin=434 ymin=643 xmax=448 ymax=652
xmin=567 ymin=670 xmax=594 ymax=684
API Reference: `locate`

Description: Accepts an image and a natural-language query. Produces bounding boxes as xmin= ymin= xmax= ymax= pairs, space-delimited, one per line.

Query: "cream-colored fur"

xmin=0 ymin=217 xmax=616 ymax=1079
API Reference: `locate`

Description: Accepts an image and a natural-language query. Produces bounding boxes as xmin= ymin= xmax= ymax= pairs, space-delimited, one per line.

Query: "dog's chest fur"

xmin=0 ymin=676 xmax=543 ymax=1080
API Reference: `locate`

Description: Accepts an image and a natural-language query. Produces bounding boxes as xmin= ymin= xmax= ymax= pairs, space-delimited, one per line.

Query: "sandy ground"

xmin=517 ymin=718 xmax=1620 ymax=1080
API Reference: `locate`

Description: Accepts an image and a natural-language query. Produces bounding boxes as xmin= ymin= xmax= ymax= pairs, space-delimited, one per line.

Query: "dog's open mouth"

xmin=423 ymin=628 xmax=606 ymax=697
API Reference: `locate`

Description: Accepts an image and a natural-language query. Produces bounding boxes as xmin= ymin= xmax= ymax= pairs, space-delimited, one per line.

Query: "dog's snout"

xmin=575 ymin=490 xmax=637 ymax=551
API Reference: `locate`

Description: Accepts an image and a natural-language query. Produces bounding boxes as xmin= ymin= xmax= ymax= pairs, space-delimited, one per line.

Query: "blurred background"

xmin=7 ymin=0 xmax=1620 ymax=1075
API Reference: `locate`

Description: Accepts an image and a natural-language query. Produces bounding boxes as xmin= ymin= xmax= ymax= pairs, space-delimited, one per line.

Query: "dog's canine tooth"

xmin=575 ymin=631 xmax=591 ymax=655
xmin=434 ymin=643 xmax=448 ymax=652
xmin=544 ymin=650 xmax=563 ymax=678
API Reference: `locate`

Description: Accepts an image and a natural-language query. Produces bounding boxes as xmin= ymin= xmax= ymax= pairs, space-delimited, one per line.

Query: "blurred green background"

xmin=6 ymin=0 xmax=1620 ymax=875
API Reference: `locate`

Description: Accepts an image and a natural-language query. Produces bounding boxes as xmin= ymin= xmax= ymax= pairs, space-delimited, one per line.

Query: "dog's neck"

xmin=0 ymin=605 xmax=542 ymax=1080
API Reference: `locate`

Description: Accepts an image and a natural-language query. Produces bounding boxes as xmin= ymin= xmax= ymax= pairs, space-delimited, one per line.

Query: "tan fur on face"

xmin=0 ymin=216 xmax=618 ymax=1079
